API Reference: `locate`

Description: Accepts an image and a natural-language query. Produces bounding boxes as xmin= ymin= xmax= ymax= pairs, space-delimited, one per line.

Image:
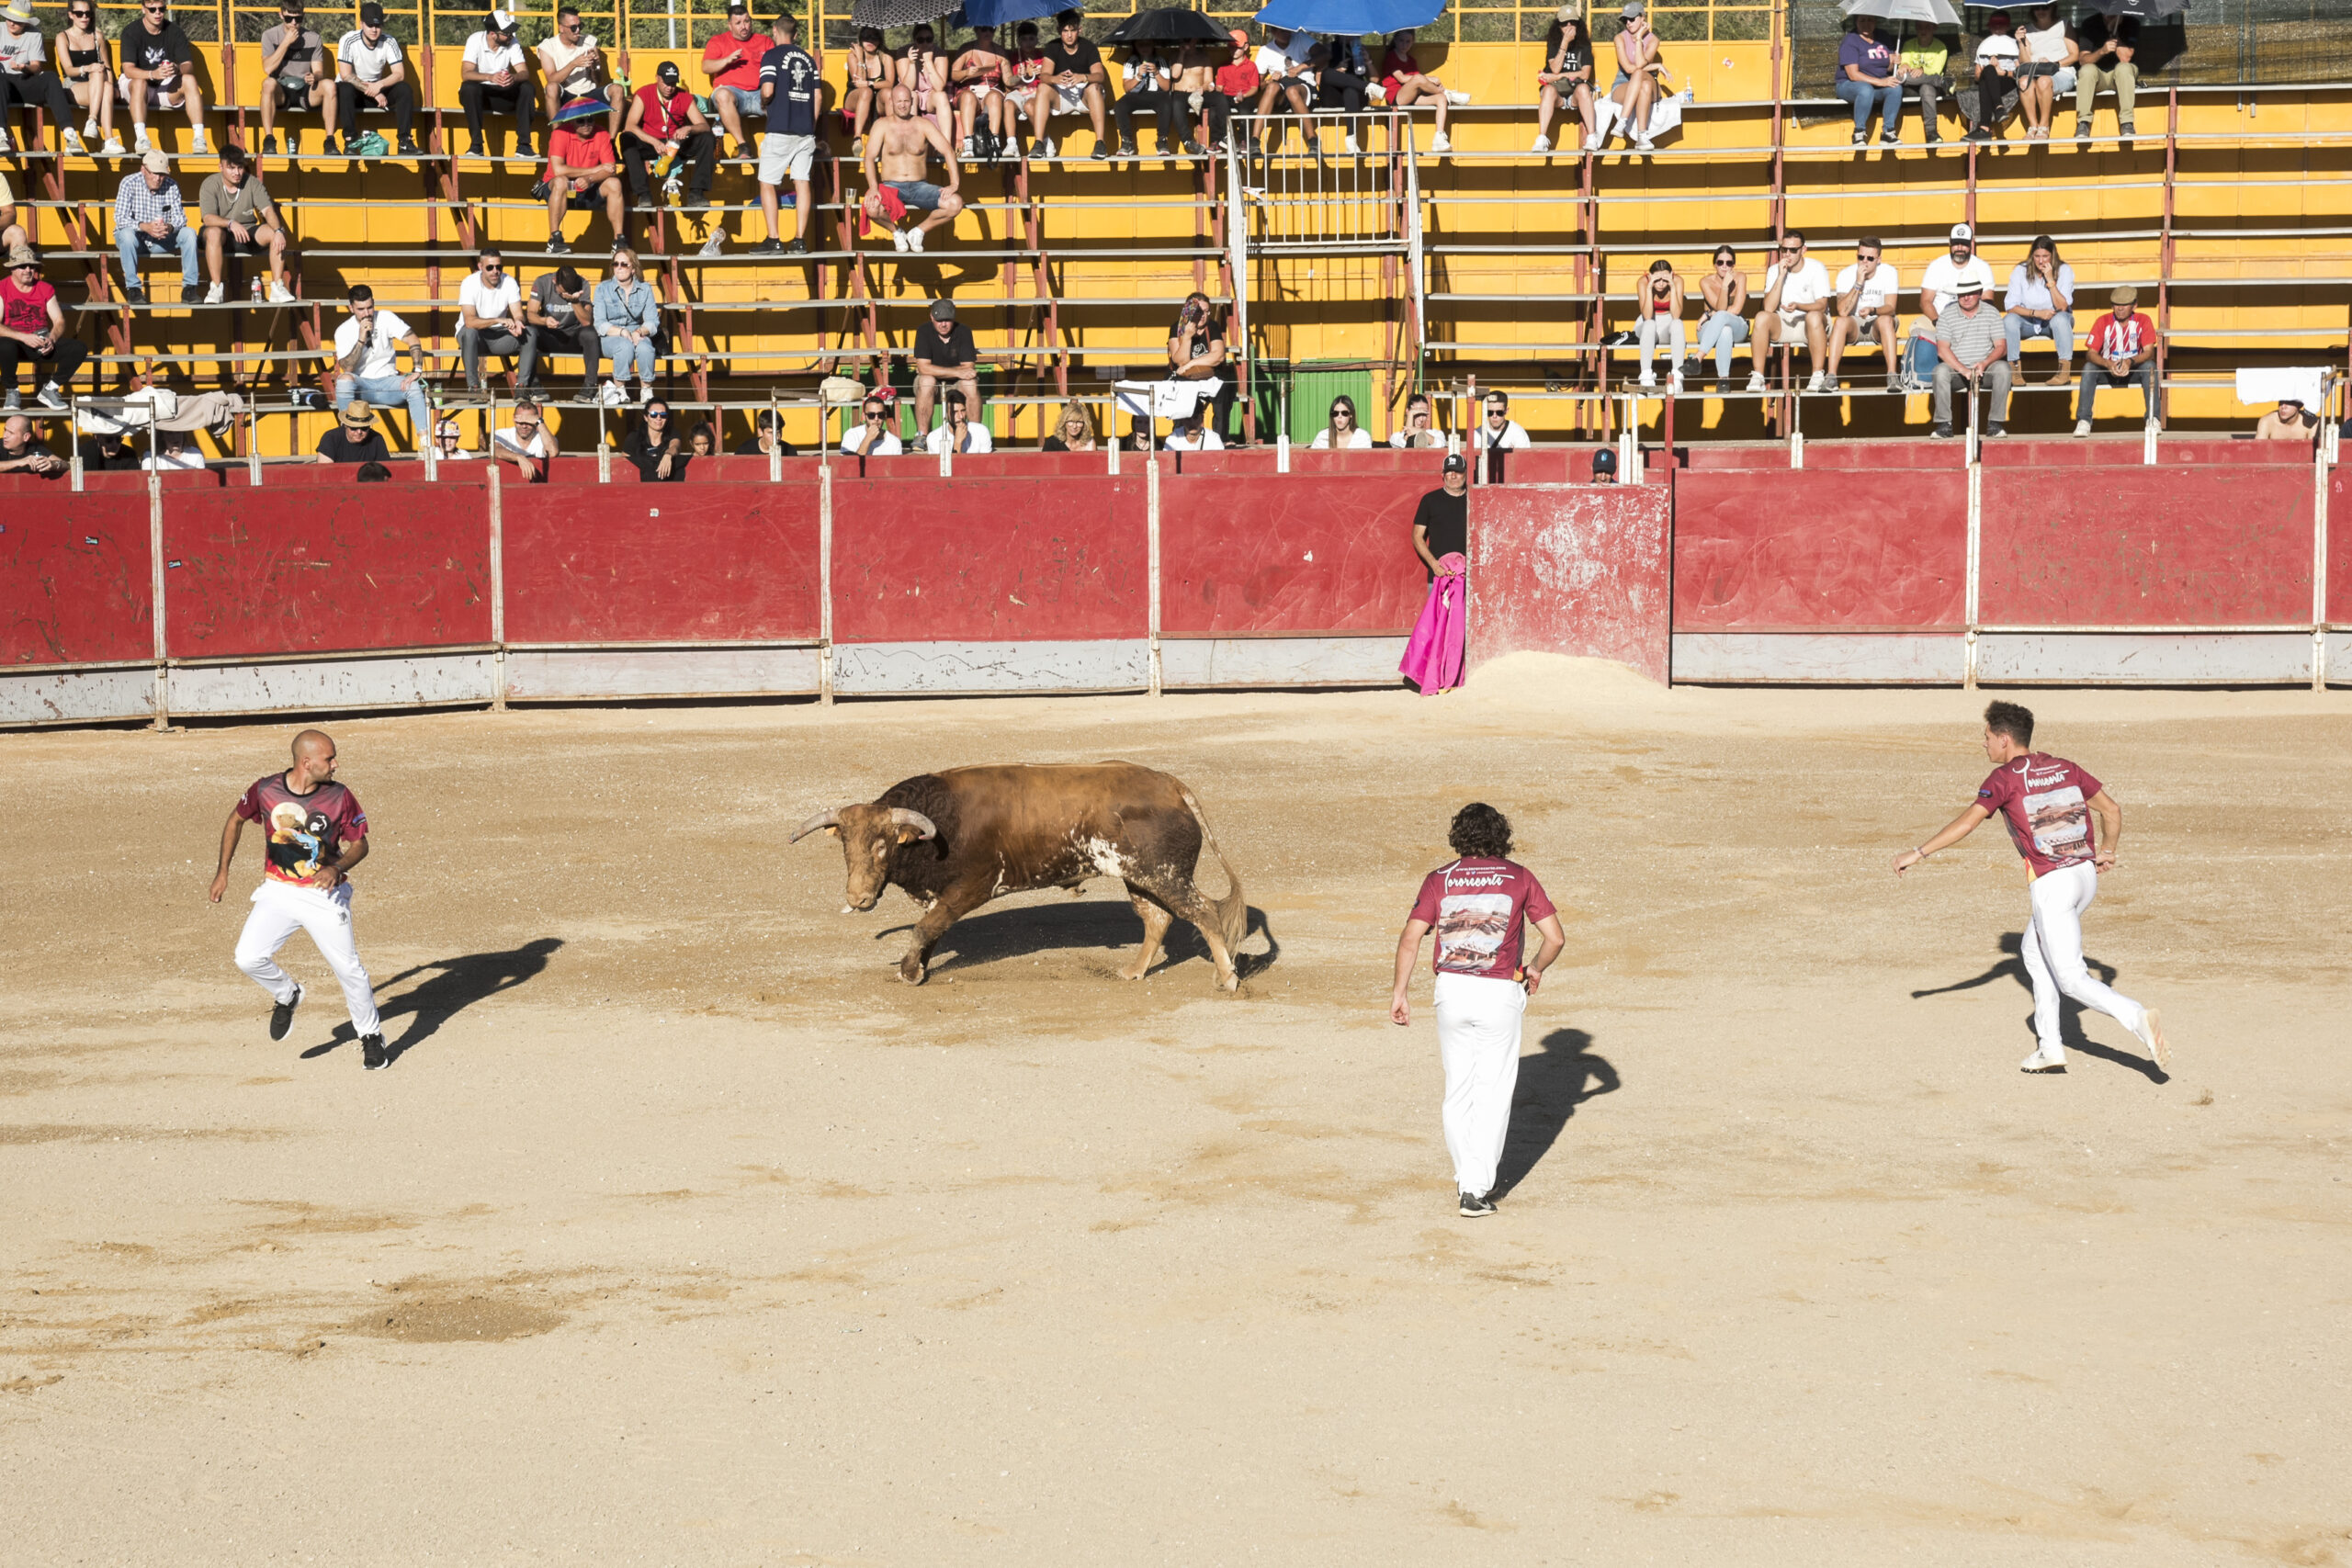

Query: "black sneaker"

xmin=1458 ymin=1190 xmax=1497 ymax=1218
xmin=547 ymin=233 xmax=572 ymax=254
xmin=1931 ymin=423 xmax=1955 ymax=439
xmin=268 ymin=984 xmax=302 ymax=1041
xmin=573 ymin=387 xmax=600 ymax=404
xmin=784 ymin=238 xmax=807 ymax=255
xmin=752 ymin=237 xmax=783 ymax=254
xmin=260 ymin=134 xmax=277 ymax=156
xmin=397 ymin=134 xmax=422 ymax=156
xmin=1851 ymin=130 xmax=1868 ymax=146
xmin=361 ymin=1032 xmax=389 ymax=1070
xmin=469 ymin=135 xmax=487 ymax=157
xmin=1985 ymin=423 xmax=2008 ymax=438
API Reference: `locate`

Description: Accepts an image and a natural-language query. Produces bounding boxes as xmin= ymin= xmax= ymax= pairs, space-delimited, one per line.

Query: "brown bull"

xmin=791 ymin=763 xmax=1250 ymax=990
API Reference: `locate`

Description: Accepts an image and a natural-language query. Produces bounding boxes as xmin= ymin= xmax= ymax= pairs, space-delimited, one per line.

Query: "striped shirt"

xmin=2085 ymin=309 xmax=2151 ymax=362
xmin=115 ymin=174 xmax=187 ymax=236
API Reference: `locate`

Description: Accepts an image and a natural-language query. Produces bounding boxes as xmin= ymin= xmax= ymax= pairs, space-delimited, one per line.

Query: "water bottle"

xmin=249 ymin=276 xmax=264 ymax=302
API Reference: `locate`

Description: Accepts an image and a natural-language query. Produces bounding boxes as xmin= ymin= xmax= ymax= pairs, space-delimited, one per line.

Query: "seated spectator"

xmin=334 ymin=2 xmax=420 ymax=157
xmin=525 ymin=263 xmax=599 ymax=403
xmin=1606 ymin=2 xmax=1662 ymax=153
xmin=331 ymin=284 xmax=430 ymax=434
xmin=842 ymin=27 xmax=894 ymax=152
xmin=899 ymin=22 xmax=952 ymax=145
xmin=1929 ymin=279 xmax=2009 ymax=439
xmin=1411 ymin=452 xmax=1467 ymax=579
xmin=1905 ymin=222 xmax=1994 ymax=386
xmin=1691 ymin=245 xmax=1748 ymax=390
xmin=1835 ymin=14 xmax=1902 ymax=147
xmin=2004 ymin=234 xmax=2074 ymax=385
xmin=1469 ymin=389 xmax=1530 ymax=453
xmin=913 ymin=298 xmax=978 ymax=434
xmin=2072 ymin=12 xmax=2136 ymax=143
xmin=950 ymin=22 xmax=1012 ymax=161
xmin=0 ymin=410 xmax=63 ymax=474
xmin=754 ymin=16 xmax=820 ymax=255
xmin=55 ymin=3 xmax=123 ymax=158
xmin=1532 ymin=6 xmax=1596 ymax=155
xmin=2255 ymin=398 xmax=2318 ymax=443
xmin=687 ymin=422 xmax=716 ymax=457
xmin=315 ymin=398 xmax=391 ymax=463
xmin=153 ymin=432 xmax=204 ymax=468
xmin=197 ymin=147 xmax=296 ymax=304
xmin=430 ymin=415 xmax=474 ymax=461
xmin=1634 ymin=258 xmax=1684 ymax=389
xmin=1895 ymin=25 xmax=1951 ymax=147
xmin=1111 ymin=41 xmax=1178 ymax=158
xmin=458 ymin=246 xmax=530 ymax=393
xmin=1167 ymin=290 xmax=1233 ymax=442
xmin=1748 ymin=231 xmax=1830 ymax=393
xmin=539 ymin=5 xmax=624 ymax=141
xmin=1042 ymin=399 xmax=1097 ymax=451
xmin=621 ymin=398 xmax=687 ymax=479
xmin=2016 ymin=3 xmax=2073 ymax=141
xmin=1034 ymin=11 xmax=1111 ymax=160
xmin=355 ymin=459 xmax=390 ymax=480
xmin=457 ymin=7 xmax=531 ymax=158
xmin=77 ymin=428 xmax=144 ymax=469
xmin=1314 ymin=35 xmax=1371 ymax=151
xmin=860 ymin=85 xmax=964 ymax=254
xmin=545 ymin=104 xmax=625 ymax=254
xmin=840 ymin=395 xmax=903 ymax=456
xmin=1204 ymin=28 xmax=1257 ymax=154
xmin=1380 ymin=29 xmax=1465 ymax=155
xmin=731 ymin=407 xmax=798 ymax=457
xmin=1004 ymin=23 xmax=1050 ymax=155
xmin=0 ymin=0 xmax=86 ymax=155
xmin=1391 ymin=391 xmax=1443 ymax=448
xmin=117 ymin=0 xmax=205 ymax=155
xmin=114 ymin=150 xmax=198 ymax=307
xmin=1966 ymin=10 xmax=2019 ymax=143
xmin=699 ymin=0 xmax=770 ymax=157
xmin=2075 ymin=285 xmax=2157 ymax=436
xmin=1311 ymin=393 xmax=1373 ymax=448
xmin=1162 ymin=405 xmax=1221 ymax=451
xmin=1250 ymin=26 xmax=1314 ymax=153
xmin=624 ymin=61 xmax=715 ymax=214
xmin=1168 ymin=41 xmax=1216 ymax=153
xmin=593 ymin=247 xmax=660 ymax=406
xmin=492 ymin=396 xmax=551 ymax=479
xmin=925 ymin=388 xmax=991 ymax=454
xmin=2 ymin=244 xmax=86 ymax=411
xmin=1590 ymin=446 xmax=1619 ymax=482
xmin=0 ymin=164 xmax=23 ymax=252
xmin=1826 ymin=236 xmax=1898 ymax=390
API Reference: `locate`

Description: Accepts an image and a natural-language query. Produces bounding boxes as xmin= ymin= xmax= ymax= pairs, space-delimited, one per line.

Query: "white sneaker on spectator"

xmin=133 ymin=129 xmax=151 ymax=154
xmin=906 ymin=226 xmax=926 ymax=253
xmin=1446 ymin=90 xmax=1471 ymax=106
xmin=0 ymin=129 xmax=12 ymax=153
xmin=1634 ymin=135 xmax=1655 ymax=152
xmin=37 ymin=381 xmax=68 ymax=411
xmin=2074 ymin=419 xmax=2091 ymax=437
xmin=1637 ymin=370 xmax=1657 ymax=388
xmin=267 ymin=281 xmax=296 ymax=303
xmin=1745 ymin=372 xmax=1766 ymax=393
xmin=600 ymin=379 xmax=626 ymax=407
xmin=1582 ymin=130 xmax=1602 ymax=152
xmin=203 ymin=282 xmax=224 ymax=304
xmin=891 ymin=225 xmax=910 ymax=252
xmin=1343 ymin=133 xmax=1360 ymax=154
xmin=62 ymin=130 xmax=87 ymax=156
xmin=190 ymin=128 xmax=208 ymax=154
xmin=84 ymin=118 xmax=99 ymax=139
xmin=100 ymin=136 xmax=127 ymax=157
xmin=1530 ymin=134 xmax=1551 ymax=153
xmin=1805 ymin=371 xmax=1826 ymax=392
xmin=1430 ymin=132 xmax=1451 ymax=153
xmin=636 ymin=382 xmax=652 ymax=406
xmin=959 ymin=136 xmax=976 ymax=158
xmin=1669 ymin=370 xmax=1684 ymax=395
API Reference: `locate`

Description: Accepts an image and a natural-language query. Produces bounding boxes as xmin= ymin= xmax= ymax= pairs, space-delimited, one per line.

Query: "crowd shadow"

xmin=303 ymin=937 xmax=564 ymax=1068
xmin=1491 ymin=1028 xmax=1620 ymax=1201
xmin=1910 ymin=931 xmax=2165 ymax=1082
xmin=882 ymin=898 xmax=1280 ymax=982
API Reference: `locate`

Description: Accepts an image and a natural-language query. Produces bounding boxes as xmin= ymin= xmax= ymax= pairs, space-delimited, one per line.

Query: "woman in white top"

xmin=1311 ymin=393 xmax=1373 ymax=448
xmin=2004 ymin=233 xmax=2075 ymax=383
xmin=2017 ymin=4 xmax=2075 ymax=140
xmin=1390 ymin=390 xmax=1444 ymax=448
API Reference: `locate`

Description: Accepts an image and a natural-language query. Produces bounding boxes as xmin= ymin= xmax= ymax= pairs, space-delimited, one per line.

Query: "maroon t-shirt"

xmin=235 ymin=773 xmax=368 ymax=886
xmin=1976 ymin=752 xmax=2101 ymax=878
xmin=1408 ymin=856 xmax=1556 ymax=979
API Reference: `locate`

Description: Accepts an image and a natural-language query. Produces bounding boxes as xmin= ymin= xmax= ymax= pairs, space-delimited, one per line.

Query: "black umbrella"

xmin=1105 ymin=7 xmax=1229 ymax=44
xmin=853 ymin=0 xmax=959 ymax=27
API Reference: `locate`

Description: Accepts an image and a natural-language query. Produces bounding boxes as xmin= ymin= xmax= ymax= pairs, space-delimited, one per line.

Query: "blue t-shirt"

xmin=1837 ymin=31 xmax=1894 ymax=88
xmin=761 ymin=45 xmax=820 ymax=137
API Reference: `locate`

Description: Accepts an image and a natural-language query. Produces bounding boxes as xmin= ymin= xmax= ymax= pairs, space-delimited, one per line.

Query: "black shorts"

xmin=218 ymin=233 xmax=271 ymax=255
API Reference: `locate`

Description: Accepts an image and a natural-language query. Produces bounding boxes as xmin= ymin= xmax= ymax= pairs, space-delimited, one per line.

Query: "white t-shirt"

xmin=924 ymin=422 xmax=994 ymax=454
xmin=840 ymin=424 xmax=902 ymax=456
xmin=1765 ymin=257 xmax=1832 ymax=312
xmin=493 ymin=425 xmax=550 ymax=458
xmin=540 ymin=35 xmax=603 ymax=97
xmin=1310 ymin=427 xmax=1374 ymax=449
xmin=1918 ymin=253 xmax=1998 ymax=313
xmin=1974 ymin=33 xmax=2019 ymax=72
xmin=336 ymin=29 xmax=403 ymax=85
xmin=1471 ymin=418 xmax=1531 ymax=450
xmin=332 ymin=308 xmax=413 ymax=380
xmin=1835 ymin=260 xmax=1898 ymax=313
xmin=1255 ymin=34 xmax=1313 ymax=78
xmin=458 ymin=273 xmax=521 ymax=322
xmin=462 ymin=30 xmax=527 ymax=75
xmin=435 ymin=446 xmax=479 ymax=461
xmin=1163 ymin=428 xmax=1224 ymax=451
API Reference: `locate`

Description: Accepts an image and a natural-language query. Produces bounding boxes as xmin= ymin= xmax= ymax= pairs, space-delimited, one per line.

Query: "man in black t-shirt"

xmin=912 ymin=298 xmax=978 ymax=434
xmin=1032 ymin=9 xmax=1111 ymax=158
xmin=314 ymin=400 xmax=391 ymax=464
xmin=729 ymin=407 xmax=799 ymax=457
xmin=120 ymin=6 xmax=208 ymax=155
xmin=1411 ymin=453 xmax=1468 ymax=579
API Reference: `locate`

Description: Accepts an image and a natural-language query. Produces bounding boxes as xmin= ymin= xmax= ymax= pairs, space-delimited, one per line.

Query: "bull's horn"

xmin=888 ymin=808 xmax=938 ymax=840
xmin=788 ymin=808 xmax=843 ymax=843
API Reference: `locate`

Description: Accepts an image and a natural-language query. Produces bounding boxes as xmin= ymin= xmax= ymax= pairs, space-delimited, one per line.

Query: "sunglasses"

xmin=514 ymin=420 xmax=540 ymax=431
xmin=1329 ymin=408 xmax=1350 ymax=417
xmin=864 ymin=409 xmax=885 ymax=418
xmin=645 ymin=410 xmax=670 ymax=419
xmin=1779 ymin=244 xmax=1802 ymax=254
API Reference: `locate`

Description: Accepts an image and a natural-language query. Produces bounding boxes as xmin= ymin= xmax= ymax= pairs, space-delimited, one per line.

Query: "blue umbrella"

xmin=956 ymin=0 xmax=1069 ymax=28
xmin=1252 ymin=0 xmax=1442 ymax=34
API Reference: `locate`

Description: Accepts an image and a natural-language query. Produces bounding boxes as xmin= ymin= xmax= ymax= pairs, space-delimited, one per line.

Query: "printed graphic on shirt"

xmin=1434 ymin=891 xmax=1516 ymax=973
xmin=1977 ymin=753 xmax=2102 ymax=876
xmin=266 ymin=800 xmax=334 ymax=881
xmin=2023 ymin=777 xmax=2092 ymax=864
xmin=237 ymin=775 xmax=367 ymax=886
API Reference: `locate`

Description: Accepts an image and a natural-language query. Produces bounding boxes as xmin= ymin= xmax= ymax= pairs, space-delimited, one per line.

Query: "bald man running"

xmin=209 ymin=729 xmax=388 ymax=1068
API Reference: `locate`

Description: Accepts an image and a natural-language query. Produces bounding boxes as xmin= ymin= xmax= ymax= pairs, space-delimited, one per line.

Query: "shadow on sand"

xmin=1911 ymin=931 xmax=2165 ymax=1082
xmin=303 ymin=937 xmax=564 ymax=1067
xmin=1492 ymin=1027 xmax=1620 ymax=1201
xmin=879 ymin=898 xmax=1279 ymax=982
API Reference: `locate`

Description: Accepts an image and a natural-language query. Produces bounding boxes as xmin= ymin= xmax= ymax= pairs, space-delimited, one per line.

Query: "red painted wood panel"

xmin=162 ymin=483 xmax=493 ymax=660
xmin=1675 ymin=470 xmax=1968 ymax=630
xmin=1979 ymin=467 xmax=2313 ymax=626
xmin=829 ymin=476 xmax=1148 ymax=643
xmin=2334 ymin=471 xmax=2352 ymax=626
xmin=1473 ymin=485 xmax=1674 ymax=682
xmin=503 ymin=483 xmax=822 ymax=644
xmin=1159 ymin=476 xmax=1430 ymax=637
xmin=1 ymin=497 xmax=153 ymax=666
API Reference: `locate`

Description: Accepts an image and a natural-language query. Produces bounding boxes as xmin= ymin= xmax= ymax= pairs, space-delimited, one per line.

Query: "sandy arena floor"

xmin=3 ymin=660 xmax=2348 ymax=1565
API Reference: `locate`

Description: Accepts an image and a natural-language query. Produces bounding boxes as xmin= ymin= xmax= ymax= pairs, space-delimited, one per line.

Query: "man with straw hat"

xmin=1 ymin=243 xmax=87 ymax=411
xmin=313 ymin=397 xmax=390 ymax=465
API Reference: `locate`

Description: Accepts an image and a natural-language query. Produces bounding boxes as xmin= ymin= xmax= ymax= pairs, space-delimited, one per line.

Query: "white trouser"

xmin=2022 ymin=862 xmax=2144 ymax=1055
xmin=1434 ymin=972 xmax=1527 ymax=1197
xmin=234 ymin=879 xmax=381 ymax=1037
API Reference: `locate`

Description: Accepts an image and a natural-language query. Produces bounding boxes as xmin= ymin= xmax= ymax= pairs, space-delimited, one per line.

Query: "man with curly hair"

xmin=1390 ymin=803 xmax=1566 ymax=1217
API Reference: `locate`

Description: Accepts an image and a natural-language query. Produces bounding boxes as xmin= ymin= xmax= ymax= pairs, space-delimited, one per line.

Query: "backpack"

xmin=351 ymin=130 xmax=390 ymax=157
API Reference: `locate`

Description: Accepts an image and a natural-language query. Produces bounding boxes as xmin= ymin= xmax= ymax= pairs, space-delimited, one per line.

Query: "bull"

xmin=791 ymin=763 xmax=1250 ymax=990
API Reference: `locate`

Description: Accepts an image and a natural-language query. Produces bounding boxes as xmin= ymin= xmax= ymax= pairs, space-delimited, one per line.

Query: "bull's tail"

xmin=1182 ymin=790 xmax=1250 ymax=953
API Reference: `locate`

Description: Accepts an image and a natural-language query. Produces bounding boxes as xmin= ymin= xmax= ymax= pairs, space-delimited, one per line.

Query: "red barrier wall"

xmin=2334 ymin=471 xmax=2352 ymax=626
xmin=2 ymin=500 xmax=154 ymax=666
xmin=1473 ymin=485 xmax=1675 ymax=683
xmin=829 ymin=476 xmax=1149 ymax=643
xmin=503 ymin=482 xmax=823 ymax=645
xmin=1159 ymin=476 xmax=1430 ymax=637
xmin=161 ymin=482 xmax=494 ymax=660
xmin=1979 ymin=467 xmax=2314 ymax=627
xmin=1675 ymin=469 xmax=1969 ymax=630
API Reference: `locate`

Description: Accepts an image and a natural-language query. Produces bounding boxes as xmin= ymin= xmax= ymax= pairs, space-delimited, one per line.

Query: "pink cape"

xmin=1398 ymin=552 xmax=1467 ymax=694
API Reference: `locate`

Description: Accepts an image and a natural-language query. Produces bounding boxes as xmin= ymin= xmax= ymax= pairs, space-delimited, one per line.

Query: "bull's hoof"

xmin=897 ymin=961 xmax=928 ymax=985
xmin=1216 ymin=969 xmax=1240 ymax=993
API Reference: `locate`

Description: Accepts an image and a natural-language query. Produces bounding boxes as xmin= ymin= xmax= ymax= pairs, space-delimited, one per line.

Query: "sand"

xmin=4 ymin=663 xmax=2348 ymax=1564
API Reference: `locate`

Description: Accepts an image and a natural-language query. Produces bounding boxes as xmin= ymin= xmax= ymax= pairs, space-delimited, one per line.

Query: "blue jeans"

xmin=1696 ymin=310 xmax=1749 ymax=378
xmin=334 ymin=373 xmax=429 ymax=437
xmin=600 ymin=333 xmax=656 ymax=380
xmin=1836 ymin=78 xmax=1903 ymax=137
xmin=2076 ymin=361 xmax=2157 ymax=424
xmin=2006 ymin=310 xmax=2075 ymax=369
xmin=119 ymin=224 xmax=200 ymax=291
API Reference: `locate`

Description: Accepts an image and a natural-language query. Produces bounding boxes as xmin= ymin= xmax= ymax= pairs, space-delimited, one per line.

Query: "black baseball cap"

xmin=357 ymin=1 xmax=385 ymax=23
xmin=1442 ymin=453 xmax=1466 ymax=473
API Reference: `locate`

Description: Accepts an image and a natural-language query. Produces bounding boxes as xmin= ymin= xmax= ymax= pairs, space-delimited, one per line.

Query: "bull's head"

xmin=790 ymin=805 xmax=938 ymax=913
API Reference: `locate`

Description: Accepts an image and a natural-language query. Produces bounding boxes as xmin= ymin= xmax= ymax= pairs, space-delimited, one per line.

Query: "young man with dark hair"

xmin=119 ymin=0 xmax=206 ymax=156
xmin=334 ymin=1 xmax=420 ymax=157
xmin=524 ymin=262 xmax=598 ymax=400
xmin=754 ymin=14 xmax=819 ymax=255
xmin=1893 ymin=701 xmax=2167 ymax=1074
xmin=458 ymin=7 xmax=533 ymax=158
xmin=456 ymin=246 xmax=529 ymax=392
xmin=730 ymin=406 xmax=798 ymax=457
xmin=197 ymin=146 xmax=296 ymax=304
xmin=258 ymin=2 xmax=335 ymax=159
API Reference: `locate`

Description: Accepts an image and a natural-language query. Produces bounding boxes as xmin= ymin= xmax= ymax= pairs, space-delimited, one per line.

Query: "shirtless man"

xmin=861 ymin=83 xmax=962 ymax=254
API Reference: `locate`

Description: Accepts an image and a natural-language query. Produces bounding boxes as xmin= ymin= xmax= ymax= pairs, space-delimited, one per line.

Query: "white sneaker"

xmin=599 ymin=379 xmax=626 ymax=407
xmin=636 ymin=381 xmax=652 ymax=406
xmin=1668 ymin=371 xmax=1684 ymax=394
xmin=36 ymin=380 xmax=67 ymax=411
xmin=906 ymin=225 xmax=925 ymax=253
xmin=267 ymin=281 xmax=296 ymax=303
xmin=2020 ymin=1045 xmax=2067 ymax=1073
xmin=62 ymin=130 xmax=87 ymax=156
xmin=1343 ymin=133 xmax=1360 ymax=154
xmin=203 ymin=281 xmax=224 ymax=304
xmin=0 ymin=129 xmax=12 ymax=153
xmin=2132 ymin=1008 xmax=2169 ymax=1069
xmin=1531 ymin=134 xmax=1552 ymax=153
xmin=190 ymin=129 xmax=208 ymax=154
xmin=891 ymin=224 xmax=910 ymax=252
xmin=1636 ymin=370 xmax=1657 ymax=388
xmin=1805 ymin=371 xmax=1826 ymax=392
xmin=1582 ymin=130 xmax=1602 ymax=152
xmin=959 ymin=136 xmax=975 ymax=158
xmin=1430 ymin=132 xmax=1451 ymax=153
xmin=1746 ymin=372 xmax=1766 ymax=393
xmin=133 ymin=130 xmax=151 ymax=154
xmin=100 ymin=136 xmax=127 ymax=157
xmin=1634 ymin=136 xmax=1655 ymax=152
xmin=2073 ymin=419 xmax=2091 ymax=437
xmin=1446 ymin=90 xmax=1471 ymax=106
xmin=84 ymin=118 xmax=99 ymax=139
